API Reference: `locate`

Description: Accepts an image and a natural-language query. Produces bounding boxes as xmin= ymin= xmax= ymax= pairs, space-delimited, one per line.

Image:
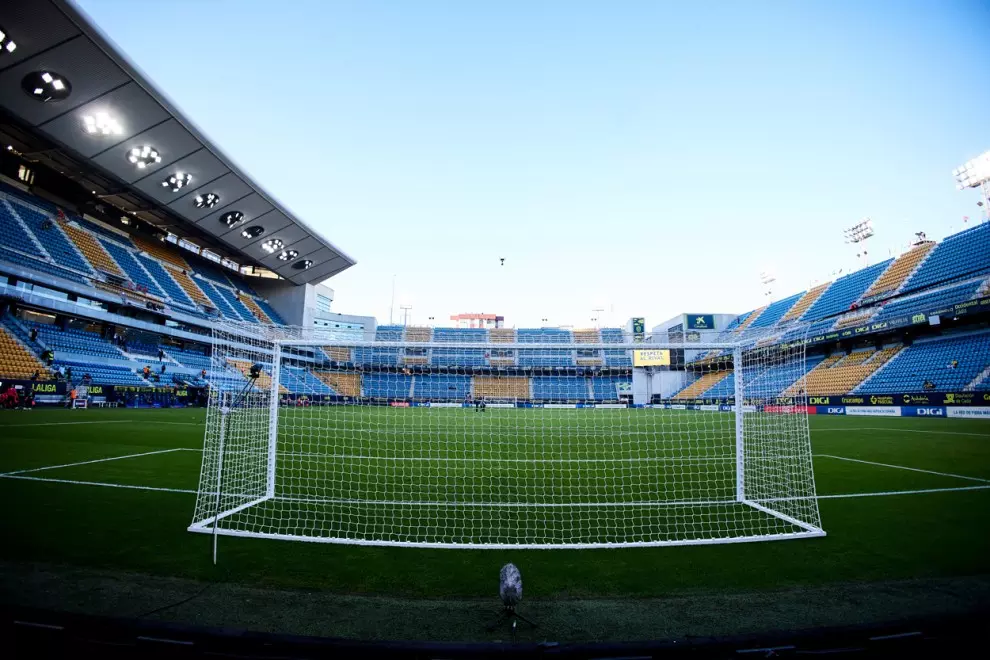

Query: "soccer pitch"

xmin=1 ymin=408 xmax=988 ymax=603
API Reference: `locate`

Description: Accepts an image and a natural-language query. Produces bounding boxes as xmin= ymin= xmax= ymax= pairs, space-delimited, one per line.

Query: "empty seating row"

xmin=902 ymin=223 xmax=990 ymax=294
xmin=857 ymin=332 xmax=990 ymax=393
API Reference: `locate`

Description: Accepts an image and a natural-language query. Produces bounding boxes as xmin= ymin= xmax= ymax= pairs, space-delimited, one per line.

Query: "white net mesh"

xmin=190 ymin=322 xmax=823 ymax=549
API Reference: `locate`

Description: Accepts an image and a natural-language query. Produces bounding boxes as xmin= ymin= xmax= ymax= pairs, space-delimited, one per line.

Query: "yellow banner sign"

xmin=633 ymin=349 xmax=670 ymax=367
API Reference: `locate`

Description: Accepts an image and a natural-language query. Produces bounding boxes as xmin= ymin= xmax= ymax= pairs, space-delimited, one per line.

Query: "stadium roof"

xmin=0 ymin=0 xmax=355 ymax=285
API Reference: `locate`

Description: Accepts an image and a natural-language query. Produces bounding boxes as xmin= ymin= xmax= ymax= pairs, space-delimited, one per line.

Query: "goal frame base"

xmin=188 ymin=497 xmax=825 ymax=550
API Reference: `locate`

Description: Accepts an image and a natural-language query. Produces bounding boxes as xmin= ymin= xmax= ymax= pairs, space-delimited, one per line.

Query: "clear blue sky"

xmin=78 ymin=0 xmax=990 ymax=329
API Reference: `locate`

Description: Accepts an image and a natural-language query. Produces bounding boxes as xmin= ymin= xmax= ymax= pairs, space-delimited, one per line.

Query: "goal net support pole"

xmin=189 ymin=322 xmax=825 ymax=551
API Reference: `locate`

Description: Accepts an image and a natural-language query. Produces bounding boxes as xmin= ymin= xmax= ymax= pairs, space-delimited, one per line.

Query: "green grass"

xmin=0 ymin=408 xmax=988 ymax=599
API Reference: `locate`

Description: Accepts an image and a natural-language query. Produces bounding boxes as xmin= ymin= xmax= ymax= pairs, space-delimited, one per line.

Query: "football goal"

xmin=189 ymin=321 xmax=824 ymax=551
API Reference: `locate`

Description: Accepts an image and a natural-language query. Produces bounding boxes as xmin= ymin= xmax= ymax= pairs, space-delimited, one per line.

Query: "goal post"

xmin=189 ymin=322 xmax=824 ymax=550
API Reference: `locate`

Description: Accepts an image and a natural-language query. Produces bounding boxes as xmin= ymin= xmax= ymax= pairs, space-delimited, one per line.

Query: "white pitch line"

xmin=813 ymin=428 xmax=990 ymax=438
xmin=0 ymin=474 xmax=198 ymax=494
xmin=1 ymin=448 xmax=185 ymax=476
xmin=1 ymin=473 xmax=989 ymax=503
xmin=0 ymin=420 xmax=202 ymax=428
xmin=815 ymin=454 xmax=990 ymax=484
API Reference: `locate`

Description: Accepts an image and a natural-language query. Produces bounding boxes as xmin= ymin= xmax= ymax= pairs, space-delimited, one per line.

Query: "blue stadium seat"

xmin=414 ymin=374 xmax=471 ymax=399
xmin=591 ymin=376 xmax=630 ymax=400
xmin=5 ymin=200 xmax=91 ymax=274
xmin=99 ymin=239 xmax=167 ymax=298
xmin=748 ymin=292 xmax=804 ymax=329
xmin=136 ymin=254 xmax=195 ymax=307
xmin=279 ymin=366 xmax=335 ymax=394
xmin=434 ymin=328 xmax=489 ymax=342
xmin=31 ymin=324 xmax=122 ymax=359
xmin=856 ymin=332 xmax=990 ymax=393
xmin=901 ymin=223 xmax=990 ymax=294
xmin=802 ymin=260 xmax=892 ymax=321
xmin=363 ymin=373 xmax=412 ymax=398
xmin=532 ymin=376 xmax=589 ymax=400
xmin=875 ymin=279 xmax=984 ymax=322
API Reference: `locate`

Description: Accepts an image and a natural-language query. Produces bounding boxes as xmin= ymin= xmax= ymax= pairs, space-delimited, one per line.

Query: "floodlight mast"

xmin=843 ymin=218 xmax=874 ymax=267
xmin=953 ymin=150 xmax=990 ymax=222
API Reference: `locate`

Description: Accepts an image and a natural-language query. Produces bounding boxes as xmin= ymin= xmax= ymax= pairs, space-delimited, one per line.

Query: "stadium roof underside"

xmin=0 ymin=0 xmax=355 ymax=285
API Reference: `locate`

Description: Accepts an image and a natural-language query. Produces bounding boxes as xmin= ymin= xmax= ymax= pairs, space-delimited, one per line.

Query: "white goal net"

xmin=189 ymin=322 xmax=824 ymax=550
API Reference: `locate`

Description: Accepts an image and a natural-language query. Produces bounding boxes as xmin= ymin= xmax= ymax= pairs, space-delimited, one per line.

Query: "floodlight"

xmin=0 ymin=26 xmax=17 ymax=54
xmin=194 ymin=193 xmax=220 ymax=209
xmin=277 ymin=249 xmax=299 ymax=261
xmin=261 ymin=239 xmax=284 ymax=254
xmin=953 ymin=151 xmax=990 ymax=189
xmin=161 ymin=172 xmax=192 ymax=192
xmin=82 ymin=112 xmax=123 ymax=136
xmin=241 ymin=226 xmax=264 ymax=239
xmin=220 ymin=211 xmax=244 ymax=228
xmin=128 ymin=145 xmax=161 ymax=169
xmin=293 ymin=259 xmax=314 ymax=270
xmin=21 ymin=71 xmax=71 ymax=102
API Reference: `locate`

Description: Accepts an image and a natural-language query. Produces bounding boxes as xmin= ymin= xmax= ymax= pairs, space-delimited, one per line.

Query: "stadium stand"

xmin=363 ymin=373 xmax=412 ymax=398
xmin=473 ymin=376 xmax=530 ymax=400
xmin=591 ymin=376 xmax=630 ymax=400
xmin=780 ymin=282 xmax=830 ymax=323
xmin=60 ymin=222 xmax=124 ymax=276
xmin=130 ymin=235 xmax=189 ymax=270
xmin=30 ymin=323 xmax=123 ymax=359
xmin=314 ymin=371 xmax=361 ymax=396
xmin=98 ymin=239 xmax=166 ymax=299
xmin=856 ymin=332 xmax=990 ymax=394
xmin=414 ymin=374 xmax=472 ymax=399
xmin=489 ymin=328 xmax=516 ymax=343
xmin=434 ymin=328 xmax=488 ymax=342
xmin=280 ymin=366 xmax=335 ymax=395
xmin=432 ymin=349 xmax=487 ymax=366
xmin=532 ymin=376 xmax=590 ymax=400
xmin=136 ymin=254 xmax=195 ymax=308
xmin=801 ymin=259 xmax=893 ymax=321
xmin=734 ymin=305 xmax=766 ymax=332
xmin=172 ymin=268 xmax=212 ymax=307
xmin=5 ymin=199 xmax=92 ymax=275
xmin=900 ymin=222 xmax=990 ymax=294
xmin=405 ymin=327 xmax=432 ymax=342
xmin=196 ymin=279 xmax=243 ymax=319
xmin=874 ymin=278 xmax=986 ymax=322
xmin=573 ymin=329 xmax=600 ymax=343
xmin=0 ymin=324 xmax=48 ymax=380
xmin=861 ymin=241 xmax=936 ymax=300
xmin=786 ymin=346 xmax=901 ymax=396
xmin=748 ymin=292 xmax=804 ymax=329
xmin=228 ymin=358 xmax=286 ymax=393
xmin=238 ymin=294 xmax=272 ymax=323
xmin=673 ymin=371 xmax=731 ymax=399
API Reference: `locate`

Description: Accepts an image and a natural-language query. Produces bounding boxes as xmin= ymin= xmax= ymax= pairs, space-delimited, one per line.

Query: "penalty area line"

xmin=815 ymin=454 xmax=990 ymax=484
xmin=0 ymin=448 xmax=187 ymax=476
xmin=1 ymin=474 xmax=988 ymax=502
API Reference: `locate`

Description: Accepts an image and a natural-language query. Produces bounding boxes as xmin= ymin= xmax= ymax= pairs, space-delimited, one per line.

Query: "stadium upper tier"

xmin=0 ymin=183 xmax=284 ymax=325
xmin=721 ymin=223 xmax=990 ymax=338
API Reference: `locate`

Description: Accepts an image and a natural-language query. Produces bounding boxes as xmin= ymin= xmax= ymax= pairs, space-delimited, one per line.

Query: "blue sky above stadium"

xmin=78 ymin=0 xmax=990 ymax=329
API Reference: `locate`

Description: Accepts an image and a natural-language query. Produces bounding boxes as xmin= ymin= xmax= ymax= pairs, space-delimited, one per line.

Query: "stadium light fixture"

xmin=241 ymin=226 xmax=264 ymax=239
xmin=220 ymin=211 xmax=244 ymax=228
xmin=843 ymin=218 xmax=874 ymax=244
xmin=277 ymin=249 xmax=298 ymax=261
xmin=194 ymin=193 xmax=220 ymax=209
xmin=0 ymin=26 xmax=17 ymax=54
xmin=261 ymin=239 xmax=284 ymax=254
xmin=161 ymin=172 xmax=192 ymax=192
xmin=127 ymin=145 xmax=162 ymax=169
xmin=82 ymin=112 xmax=123 ymax=136
xmin=293 ymin=259 xmax=313 ymax=270
xmin=22 ymin=71 xmax=71 ymax=102
xmin=953 ymin=151 xmax=990 ymax=220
